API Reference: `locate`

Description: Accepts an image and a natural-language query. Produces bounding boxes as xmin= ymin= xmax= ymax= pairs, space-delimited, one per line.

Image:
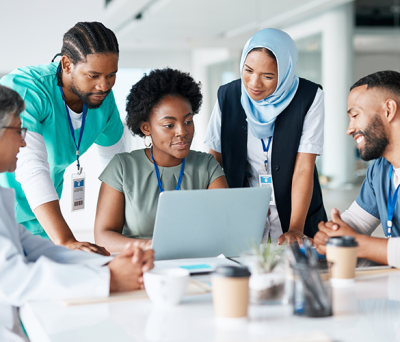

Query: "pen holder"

xmin=290 ymin=263 xmax=332 ymax=317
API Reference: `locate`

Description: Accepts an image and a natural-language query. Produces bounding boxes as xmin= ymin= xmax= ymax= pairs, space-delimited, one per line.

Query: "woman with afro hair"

xmin=94 ymin=68 xmax=228 ymax=252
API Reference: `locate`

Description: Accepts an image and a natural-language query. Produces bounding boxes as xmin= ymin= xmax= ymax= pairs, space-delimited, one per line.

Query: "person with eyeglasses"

xmin=0 ymin=127 xmax=26 ymax=142
xmin=0 ymin=22 xmax=124 ymax=255
xmin=0 ymin=83 xmax=154 ymax=342
xmin=0 ymin=125 xmax=27 ymax=172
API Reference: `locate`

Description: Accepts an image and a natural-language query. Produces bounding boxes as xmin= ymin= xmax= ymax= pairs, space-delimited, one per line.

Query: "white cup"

xmin=143 ymin=268 xmax=189 ymax=307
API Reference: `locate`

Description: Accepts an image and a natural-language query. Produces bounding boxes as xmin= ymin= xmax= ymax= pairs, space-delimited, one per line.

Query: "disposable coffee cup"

xmin=326 ymin=236 xmax=358 ymax=287
xmin=211 ymin=266 xmax=251 ymax=318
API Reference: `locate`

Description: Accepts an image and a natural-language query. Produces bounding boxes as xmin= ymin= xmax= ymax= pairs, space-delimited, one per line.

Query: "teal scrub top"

xmin=0 ymin=62 xmax=123 ymax=235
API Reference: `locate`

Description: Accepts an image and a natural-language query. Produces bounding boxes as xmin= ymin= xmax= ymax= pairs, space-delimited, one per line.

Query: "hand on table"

xmin=63 ymin=240 xmax=110 ymax=256
xmin=109 ymin=242 xmax=155 ymax=293
xmin=315 ymin=208 xmax=358 ymax=255
xmin=277 ymin=230 xmax=304 ymax=245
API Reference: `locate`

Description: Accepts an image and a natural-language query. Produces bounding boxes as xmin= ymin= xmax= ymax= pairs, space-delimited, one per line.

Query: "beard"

xmin=69 ymin=76 xmax=111 ymax=110
xmin=354 ymin=115 xmax=389 ymax=161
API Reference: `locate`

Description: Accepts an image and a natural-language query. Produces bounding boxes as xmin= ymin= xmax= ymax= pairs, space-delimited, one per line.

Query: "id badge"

xmin=71 ymin=172 xmax=85 ymax=212
xmin=258 ymin=170 xmax=275 ymax=206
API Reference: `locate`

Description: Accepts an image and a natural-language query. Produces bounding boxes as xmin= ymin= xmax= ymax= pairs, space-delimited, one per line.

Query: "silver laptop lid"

xmin=152 ymin=187 xmax=271 ymax=260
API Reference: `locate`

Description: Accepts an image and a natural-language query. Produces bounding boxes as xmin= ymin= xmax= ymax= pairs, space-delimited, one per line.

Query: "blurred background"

xmin=0 ymin=0 xmax=397 ymax=239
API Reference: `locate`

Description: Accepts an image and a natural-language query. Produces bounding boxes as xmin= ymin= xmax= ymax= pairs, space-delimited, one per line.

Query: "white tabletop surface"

xmin=20 ymin=272 xmax=400 ymax=342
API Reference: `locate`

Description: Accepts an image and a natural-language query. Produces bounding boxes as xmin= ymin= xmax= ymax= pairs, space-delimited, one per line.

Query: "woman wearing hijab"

xmin=204 ymin=28 xmax=327 ymax=245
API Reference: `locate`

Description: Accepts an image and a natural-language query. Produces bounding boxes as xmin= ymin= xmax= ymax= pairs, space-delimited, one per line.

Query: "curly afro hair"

xmin=126 ymin=68 xmax=203 ymax=137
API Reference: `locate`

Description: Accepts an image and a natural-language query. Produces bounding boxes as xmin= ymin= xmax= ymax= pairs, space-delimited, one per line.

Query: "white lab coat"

xmin=0 ymin=186 xmax=111 ymax=341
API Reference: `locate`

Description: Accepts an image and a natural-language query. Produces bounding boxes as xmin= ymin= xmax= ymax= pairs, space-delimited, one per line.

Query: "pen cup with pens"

xmin=287 ymin=240 xmax=332 ymax=317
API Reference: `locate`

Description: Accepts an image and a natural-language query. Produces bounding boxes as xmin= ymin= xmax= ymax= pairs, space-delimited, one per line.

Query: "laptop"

xmin=151 ymin=187 xmax=272 ymax=261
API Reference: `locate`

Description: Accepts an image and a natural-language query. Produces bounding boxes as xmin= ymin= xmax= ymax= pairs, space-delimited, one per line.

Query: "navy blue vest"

xmin=219 ymin=78 xmax=327 ymax=237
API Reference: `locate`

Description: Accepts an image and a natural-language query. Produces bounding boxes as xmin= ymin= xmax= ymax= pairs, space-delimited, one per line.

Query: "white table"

xmin=21 ymin=272 xmax=400 ymax=342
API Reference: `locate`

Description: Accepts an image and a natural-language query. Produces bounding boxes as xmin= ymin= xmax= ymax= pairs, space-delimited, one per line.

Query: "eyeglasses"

xmin=1 ymin=126 xmax=27 ymax=143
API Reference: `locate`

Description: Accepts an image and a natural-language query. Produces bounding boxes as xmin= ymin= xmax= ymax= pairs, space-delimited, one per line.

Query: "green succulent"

xmin=249 ymin=243 xmax=286 ymax=273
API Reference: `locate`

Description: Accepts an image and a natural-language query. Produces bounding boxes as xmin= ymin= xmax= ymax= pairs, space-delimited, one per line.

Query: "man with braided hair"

xmin=0 ymin=22 xmax=124 ymax=255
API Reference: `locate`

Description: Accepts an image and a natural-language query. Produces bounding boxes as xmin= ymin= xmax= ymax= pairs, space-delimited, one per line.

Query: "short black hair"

xmin=52 ymin=22 xmax=119 ymax=86
xmin=350 ymin=70 xmax=400 ymax=96
xmin=126 ymin=68 xmax=202 ymax=137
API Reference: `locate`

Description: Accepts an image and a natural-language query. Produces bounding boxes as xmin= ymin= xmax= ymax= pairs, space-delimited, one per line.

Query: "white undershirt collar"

xmin=67 ymin=106 xmax=83 ymax=130
xmin=393 ymin=167 xmax=400 ymax=189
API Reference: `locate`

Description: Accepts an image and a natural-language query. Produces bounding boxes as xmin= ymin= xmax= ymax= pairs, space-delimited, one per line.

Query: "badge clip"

xmin=71 ymin=172 xmax=85 ymax=212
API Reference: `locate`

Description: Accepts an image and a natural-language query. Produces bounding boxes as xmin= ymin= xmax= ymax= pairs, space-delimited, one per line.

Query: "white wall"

xmin=119 ymin=50 xmax=192 ymax=73
xmin=0 ymin=0 xmax=105 ymax=74
xmin=191 ymin=48 xmax=231 ymax=152
xmin=282 ymin=3 xmax=355 ymax=186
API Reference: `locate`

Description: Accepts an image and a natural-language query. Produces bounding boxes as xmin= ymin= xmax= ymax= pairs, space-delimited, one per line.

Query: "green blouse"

xmin=99 ymin=149 xmax=225 ymax=239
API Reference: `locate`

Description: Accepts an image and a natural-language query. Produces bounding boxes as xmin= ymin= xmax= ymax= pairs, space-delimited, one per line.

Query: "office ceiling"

xmin=103 ymin=0 xmax=354 ymax=50
xmin=1 ymin=0 xmax=400 ymax=73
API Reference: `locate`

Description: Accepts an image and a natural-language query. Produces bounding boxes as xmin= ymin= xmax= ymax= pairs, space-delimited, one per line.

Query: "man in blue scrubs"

xmin=315 ymin=70 xmax=400 ymax=268
xmin=0 ymin=22 xmax=124 ymax=255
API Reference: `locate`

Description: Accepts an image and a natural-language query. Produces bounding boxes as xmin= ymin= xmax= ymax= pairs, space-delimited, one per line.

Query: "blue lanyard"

xmin=150 ymin=146 xmax=185 ymax=193
xmin=261 ymin=137 xmax=272 ymax=172
xmin=59 ymin=86 xmax=87 ymax=174
xmin=387 ymin=165 xmax=400 ymax=238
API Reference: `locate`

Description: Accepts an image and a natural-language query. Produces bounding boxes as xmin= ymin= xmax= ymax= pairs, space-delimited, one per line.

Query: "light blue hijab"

xmin=240 ymin=28 xmax=299 ymax=139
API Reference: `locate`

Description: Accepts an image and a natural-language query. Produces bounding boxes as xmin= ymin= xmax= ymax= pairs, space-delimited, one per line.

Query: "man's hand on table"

xmin=315 ymin=208 xmax=358 ymax=255
xmin=108 ymin=242 xmax=155 ymax=293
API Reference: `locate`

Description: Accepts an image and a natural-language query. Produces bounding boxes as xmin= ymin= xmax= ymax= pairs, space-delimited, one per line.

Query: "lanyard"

xmin=387 ymin=165 xmax=400 ymax=238
xmin=150 ymin=146 xmax=185 ymax=193
xmin=261 ymin=137 xmax=272 ymax=172
xmin=59 ymin=86 xmax=87 ymax=175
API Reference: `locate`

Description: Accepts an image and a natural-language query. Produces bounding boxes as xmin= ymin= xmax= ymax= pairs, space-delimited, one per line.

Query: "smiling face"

xmin=0 ymin=115 xmax=26 ymax=173
xmin=63 ymin=53 xmax=118 ymax=109
xmin=140 ymin=95 xmax=194 ymax=167
xmin=242 ymin=49 xmax=278 ymax=101
xmin=347 ymin=85 xmax=389 ymax=161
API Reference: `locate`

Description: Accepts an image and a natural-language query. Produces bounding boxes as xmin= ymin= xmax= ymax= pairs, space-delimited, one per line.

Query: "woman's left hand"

xmin=277 ymin=230 xmax=304 ymax=245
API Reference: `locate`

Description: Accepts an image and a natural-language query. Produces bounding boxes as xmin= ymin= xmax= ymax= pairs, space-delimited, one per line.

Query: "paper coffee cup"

xmin=211 ymin=266 xmax=250 ymax=318
xmin=326 ymin=236 xmax=358 ymax=287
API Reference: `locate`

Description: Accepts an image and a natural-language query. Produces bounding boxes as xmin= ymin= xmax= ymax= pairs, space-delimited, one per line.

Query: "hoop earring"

xmin=143 ymin=135 xmax=152 ymax=147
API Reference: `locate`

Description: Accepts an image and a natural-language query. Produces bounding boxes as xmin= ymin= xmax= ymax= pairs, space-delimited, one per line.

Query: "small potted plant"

xmin=243 ymin=243 xmax=287 ymax=305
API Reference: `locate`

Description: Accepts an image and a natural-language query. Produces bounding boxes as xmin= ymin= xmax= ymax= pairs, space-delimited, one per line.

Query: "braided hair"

xmin=52 ymin=22 xmax=119 ymax=86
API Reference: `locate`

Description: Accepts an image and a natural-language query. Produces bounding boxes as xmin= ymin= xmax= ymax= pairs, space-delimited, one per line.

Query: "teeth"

xmin=356 ymin=136 xmax=364 ymax=144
